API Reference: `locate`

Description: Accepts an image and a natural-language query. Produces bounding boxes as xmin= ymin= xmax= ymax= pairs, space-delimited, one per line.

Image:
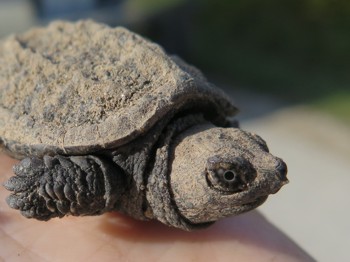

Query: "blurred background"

xmin=0 ymin=0 xmax=349 ymax=260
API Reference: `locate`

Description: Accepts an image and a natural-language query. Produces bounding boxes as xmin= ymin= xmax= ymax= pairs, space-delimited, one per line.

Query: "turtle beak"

xmin=270 ymin=158 xmax=288 ymax=194
xmin=276 ymin=159 xmax=288 ymax=182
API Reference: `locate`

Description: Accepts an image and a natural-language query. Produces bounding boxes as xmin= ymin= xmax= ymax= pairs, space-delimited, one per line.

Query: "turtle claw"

xmin=5 ymin=184 xmax=53 ymax=220
xmin=6 ymin=194 xmax=24 ymax=210
xmin=13 ymin=157 xmax=45 ymax=176
xmin=3 ymin=176 xmax=28 ymax=192
xmin=4 ymin=157 xmax=62 ymax=220
xmin=5 ymin=157 xmax=44 ymax=193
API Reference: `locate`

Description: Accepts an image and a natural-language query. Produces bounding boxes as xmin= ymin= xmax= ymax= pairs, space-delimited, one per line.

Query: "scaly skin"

xmin=4 ymin=155 xmax=125 ymax=220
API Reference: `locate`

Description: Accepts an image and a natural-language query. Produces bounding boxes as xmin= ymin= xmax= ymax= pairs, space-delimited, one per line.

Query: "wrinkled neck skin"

xmin=106 ymin=113 xmax=213 ymax=227
xmin=145 ymin=114 xmax=215 ymax=230
xmin=105 ymin=116 xmax=167 ymax=221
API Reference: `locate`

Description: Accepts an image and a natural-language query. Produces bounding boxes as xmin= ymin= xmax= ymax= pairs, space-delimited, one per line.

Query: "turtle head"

xmin=170 ymin=123 xmax=288 ymax=225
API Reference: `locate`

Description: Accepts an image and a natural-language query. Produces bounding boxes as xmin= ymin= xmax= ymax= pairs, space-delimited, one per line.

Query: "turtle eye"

xmin=207 ymin=168 xmax=247 ymax=193
xmin=223 ymin=170 xmax=236 ymax=181
xmin=206 ymin=156 xmax=256 ymax=194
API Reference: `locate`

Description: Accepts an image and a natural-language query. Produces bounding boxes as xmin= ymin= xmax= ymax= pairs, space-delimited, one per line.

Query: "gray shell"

xmin=0 ymin=20 xmax=237 ymax=158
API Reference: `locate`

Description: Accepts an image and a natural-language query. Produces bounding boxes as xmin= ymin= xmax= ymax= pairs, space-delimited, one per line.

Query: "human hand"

xmin=0 ymin=153 xmax=313 ymax=261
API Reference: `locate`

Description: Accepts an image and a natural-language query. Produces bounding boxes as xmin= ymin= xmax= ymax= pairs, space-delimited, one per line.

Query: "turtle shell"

xmin=0 ymin=20 xmax=237 ymax=158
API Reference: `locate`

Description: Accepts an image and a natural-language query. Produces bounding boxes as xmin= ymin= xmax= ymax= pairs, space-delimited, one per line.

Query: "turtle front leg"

xmin=4 ymin=155 xmax=126 ymax=220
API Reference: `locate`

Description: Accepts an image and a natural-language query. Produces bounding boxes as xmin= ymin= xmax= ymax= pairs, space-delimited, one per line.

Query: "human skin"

xmin=0 ymin=153 xmax=314 ymax=261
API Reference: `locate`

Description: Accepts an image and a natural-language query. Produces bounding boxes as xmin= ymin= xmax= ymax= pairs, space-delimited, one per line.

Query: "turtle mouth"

xmin=241 ymin=195 xmax=268 ymax=210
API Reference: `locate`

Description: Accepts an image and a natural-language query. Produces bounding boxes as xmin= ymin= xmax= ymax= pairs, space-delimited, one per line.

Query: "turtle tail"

xmin=4 ymin=155 xmax=124 ymax=221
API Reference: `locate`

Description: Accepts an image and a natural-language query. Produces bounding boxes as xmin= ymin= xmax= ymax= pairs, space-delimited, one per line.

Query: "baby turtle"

xmin=0 ymin=20 xmax=288 ymax=230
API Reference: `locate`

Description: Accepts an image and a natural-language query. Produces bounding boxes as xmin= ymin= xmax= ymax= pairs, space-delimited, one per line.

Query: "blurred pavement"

xmin=226 ymin=88 xmax=350 ymax=262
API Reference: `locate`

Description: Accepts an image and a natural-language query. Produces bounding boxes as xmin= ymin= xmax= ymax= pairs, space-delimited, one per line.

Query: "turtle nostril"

xmin=276 ymin=160 xmax=288 ymax=181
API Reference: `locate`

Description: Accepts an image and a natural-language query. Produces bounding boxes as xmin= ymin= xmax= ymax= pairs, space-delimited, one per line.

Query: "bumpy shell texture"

xmin=0 ymin=20 xmax=236 ymax=157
